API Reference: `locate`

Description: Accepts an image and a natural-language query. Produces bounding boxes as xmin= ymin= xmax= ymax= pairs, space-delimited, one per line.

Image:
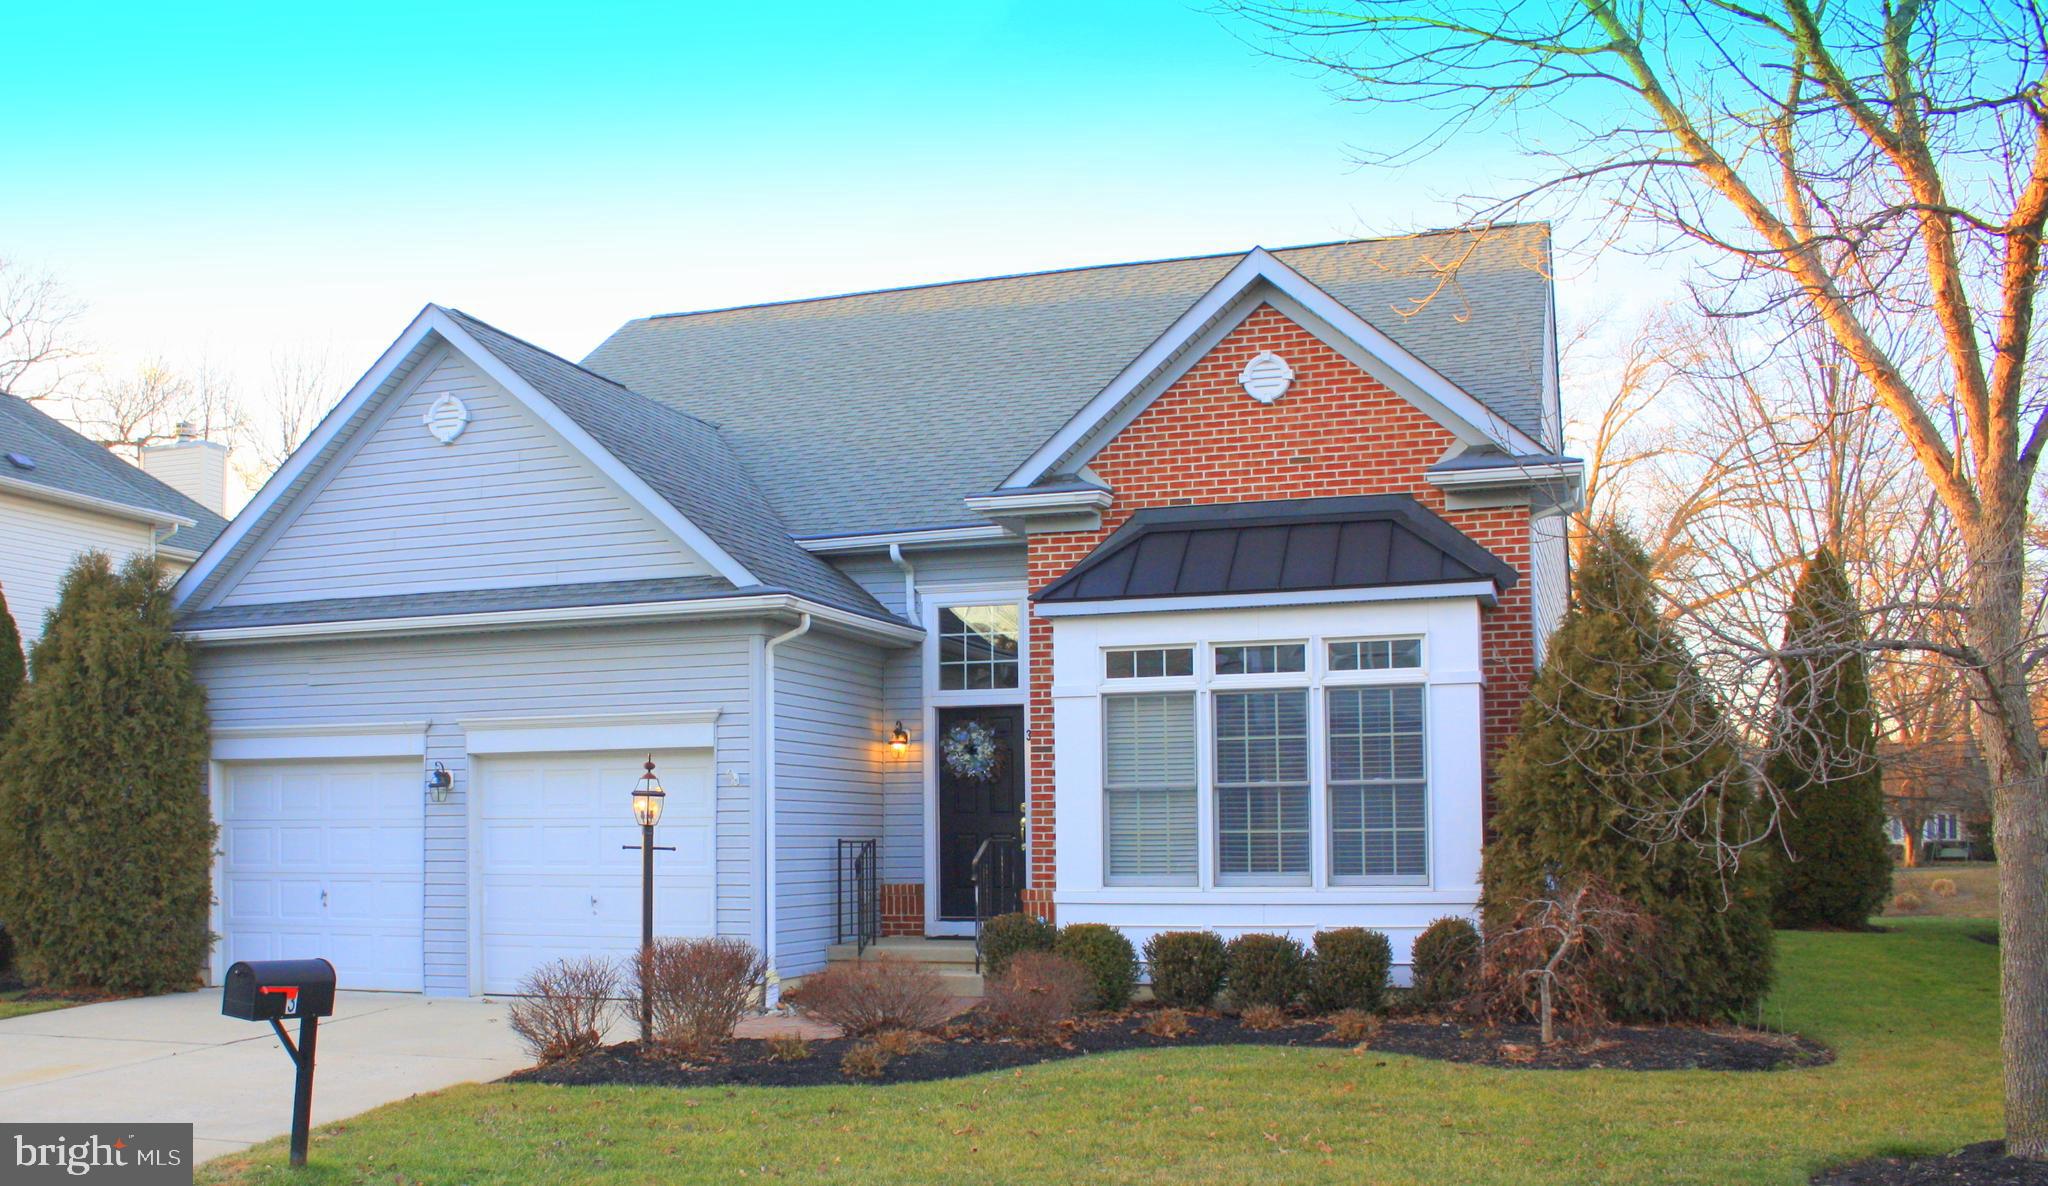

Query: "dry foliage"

xmin=1470 ymin=879 xmax=1655 ymax=1045
xmin=839 ymin=1041 xmax=890 ymax=1080
xmin=785 ymin=956 xmax=952 ymax=1038
xmin=634 ymin=937 xmax=766 ymax=1057
xmin=1893 ymin=891 xmax=1927 ymax=913
xmin=506 ymin=956 xmax=619 ymax=1064
xmin=1239 ymin=1004 xmax=1289 ymax=1032
xmin=1931 ymin=878 xmax=1959 ymax=899
xmin=983 ymin=951 xmax=1090 ymax=1043
xmin=1139 ymin=1007 xmax=1194 ymax=1039
xmin=1325 ymin=1009 xmax=1383 ymax=1044
xmin=870 ymin=1028 xmax=932 ymax=1058
xmin=764 ymin=1033 xmax=810 ymax=1062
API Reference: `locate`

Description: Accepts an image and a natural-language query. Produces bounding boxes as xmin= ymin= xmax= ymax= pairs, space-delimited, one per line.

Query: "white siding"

xmin=774 ymin=629 xmax=886 ymax=976
xmin=1528 ymin=511 xmax=1570 ymax=664
xmin=216 ymin=347 xmax=711 ymax=607
xmin=195 ymin=620 xmax=762 ymax=995
xmin=0 ymin=491 xmax=164 ymax=645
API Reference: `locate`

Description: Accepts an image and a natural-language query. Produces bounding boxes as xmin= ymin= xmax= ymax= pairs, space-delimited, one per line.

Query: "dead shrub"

xmin=1325 ymin=1009 xmax=1382 ymax=1044
xmin=870 ymin=1028 xmax=932 ymax=1058
xmin=1892 ymin=891 xmax=1926 ymax=913
xmin=785 ymin=956 xmax=952 ymax=1038
xmin=506 ymin=956 xmax=619 ymax=1064
xmin=764 ymin=1033 xmax=811 ymax=1062
xmin=840 ymin=1040 xmax=891 ymax=1079
xmin=1239 ymin=1003 xmax=1289 ymax=1031
xmin=1468 ymin=877 xmax=1653 ymax=1045
xmin=1139 ymin=1007 xmax=1193 ymax=1039
xmin=634 ymin=937 xmax=767 ymax=1057
xmin=982 ymin=951 xmax=1090 ymax=1043
xmin=1929 ymin=877 xmax=1959 ymax=898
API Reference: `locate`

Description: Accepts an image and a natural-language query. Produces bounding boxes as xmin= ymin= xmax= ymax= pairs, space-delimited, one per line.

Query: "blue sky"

xmin=9 ymin=1 xmax=1641 ymax=426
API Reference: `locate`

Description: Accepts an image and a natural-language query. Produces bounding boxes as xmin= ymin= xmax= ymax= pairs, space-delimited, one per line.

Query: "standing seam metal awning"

xmin=1032 ymin=494 xmax=1518 ymax=604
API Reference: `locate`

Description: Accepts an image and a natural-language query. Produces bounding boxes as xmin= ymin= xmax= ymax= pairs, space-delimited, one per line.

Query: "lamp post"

xmin=624 ymin=757 xmax=674 ymax=1045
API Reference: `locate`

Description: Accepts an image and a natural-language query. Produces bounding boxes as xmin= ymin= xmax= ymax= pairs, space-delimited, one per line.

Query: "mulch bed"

xmin=506 ymin=1008 xmax=1830 ymax=1090
xmin=1813 ymin=1142 xmax=2048 ymax=1185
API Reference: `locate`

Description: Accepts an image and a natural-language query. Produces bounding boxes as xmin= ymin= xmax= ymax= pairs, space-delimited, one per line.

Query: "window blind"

xmin=1104 ymin=693 xmax=1196 ymax=884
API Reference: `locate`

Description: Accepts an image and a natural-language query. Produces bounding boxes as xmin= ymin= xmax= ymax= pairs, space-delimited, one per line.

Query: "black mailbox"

xmin=222 ymin=958 xmax=336 ymax=1021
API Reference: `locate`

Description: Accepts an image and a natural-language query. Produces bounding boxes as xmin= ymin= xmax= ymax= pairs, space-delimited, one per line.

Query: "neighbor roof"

xmin=584 ymin=226 xmax=1554 ymax=538
xmin=0 ymin=393 xmax=228 ymax=555
xmin=1034 ymin=494 xmax=1519 ymax=605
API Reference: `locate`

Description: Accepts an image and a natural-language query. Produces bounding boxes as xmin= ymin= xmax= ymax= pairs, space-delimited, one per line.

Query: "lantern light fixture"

xmin=425 ymin=761 xmax=453 ymax=803
xmin=890 ymin=721 xmax=910 ymax=756
xmin=630 ymin=757 xmax=666 ymax=827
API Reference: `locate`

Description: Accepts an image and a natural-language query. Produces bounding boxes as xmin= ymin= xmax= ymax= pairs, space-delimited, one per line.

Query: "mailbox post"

xmin=222 ymin=958 xmax=336 ymax=1168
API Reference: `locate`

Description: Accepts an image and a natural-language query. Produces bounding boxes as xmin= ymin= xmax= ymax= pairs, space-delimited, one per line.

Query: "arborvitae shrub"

xmin=1408 ymin=916 xmax=1480 ymax=1009
xmin=1768 ymin=549 xmax=1893 ymax=931
xmin=1306 ymin=928 xmax=1392 ymax=1013
xmin=980 ymin=912 xmax=1056 ymax=977
xmin=1483 ymin=526 xmax=1775 ymax=1023
xmin=0 ymin=554 xmax=214 ymax=995
xmin=1143 ymin=931 xmax=1227 ymax=1008
xmin=1054 ymin=923 xmax=1138 ymax=1011
xmin=0 ymin=583 xmax=21 ymax=739
xmin=1224 ymin=933 xmax=1307 ymax=1009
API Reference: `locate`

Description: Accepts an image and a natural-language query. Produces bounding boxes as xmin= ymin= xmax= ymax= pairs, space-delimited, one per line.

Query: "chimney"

xmin=140 ymin=424 xmax=229 ymax=515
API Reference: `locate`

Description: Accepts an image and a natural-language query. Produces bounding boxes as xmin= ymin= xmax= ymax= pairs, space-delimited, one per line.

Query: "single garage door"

xmin=220 ymin=760 xmax=425 ymax=991
xmin=476 ymin=749 xmax=715 ymax=994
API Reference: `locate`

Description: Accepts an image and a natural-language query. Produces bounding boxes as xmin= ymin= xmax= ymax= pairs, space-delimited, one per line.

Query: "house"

xmin=172 ymin=227 xmax=1578 ymax=998
xmin=0 ymin=395 xmax=230 ymax=644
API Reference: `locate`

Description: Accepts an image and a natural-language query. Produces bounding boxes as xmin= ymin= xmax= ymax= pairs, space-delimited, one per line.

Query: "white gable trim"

xmin=1002 ymin=248 xmax=1545 ymax=489
xmin=173 ymin=306 xmax=758 ymax=607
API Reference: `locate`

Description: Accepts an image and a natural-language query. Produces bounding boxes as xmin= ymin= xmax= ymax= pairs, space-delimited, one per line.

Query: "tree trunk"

xmin=1963 ymin=489 xmax=2048 ymax=1158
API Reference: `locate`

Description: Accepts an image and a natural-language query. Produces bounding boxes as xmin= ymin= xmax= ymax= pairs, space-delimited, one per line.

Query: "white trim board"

xmin=462 ymin=710 xmax=721 ymax=754
xmin=212 ymin=721 xmax=430 ymax=761
xmin=1033 ymin=582 xmax=1501 ymax=618
xmin=0 ymin=474 xmax=195 ymax=530
xmin=797 ymin=525 xmax=1014 ymax=553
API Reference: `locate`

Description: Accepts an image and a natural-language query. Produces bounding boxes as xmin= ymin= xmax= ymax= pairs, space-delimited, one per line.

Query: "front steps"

xmin=821 ymin=936 xmax=984 ymax=997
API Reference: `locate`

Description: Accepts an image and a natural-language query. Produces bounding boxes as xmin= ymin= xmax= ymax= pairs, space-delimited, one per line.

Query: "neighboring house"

xmin=173 ymin=228 xmax=1579 ymax=997
xmin=0 ymin=395 xmax=230 ymax=644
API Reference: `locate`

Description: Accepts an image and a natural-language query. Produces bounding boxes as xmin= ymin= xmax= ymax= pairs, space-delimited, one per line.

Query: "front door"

xmin=936 ymin=705 xmax=1024 ymax=921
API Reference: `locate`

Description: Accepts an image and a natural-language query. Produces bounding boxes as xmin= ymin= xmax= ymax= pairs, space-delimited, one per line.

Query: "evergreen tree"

xmin=1768 ymin=549 xmax=1892 ymax=929
xmin=1483 ymin=525 xmax=1775 ymax=1022
xmin=0 ymin=553 xmax=214 ymax=994
xmin=0 ymin=585 xmax=22 ymax=737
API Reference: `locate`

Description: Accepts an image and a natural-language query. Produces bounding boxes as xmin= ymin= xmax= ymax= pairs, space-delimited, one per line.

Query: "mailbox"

xmin=222 ymin=958 xmax=336 ymax=1021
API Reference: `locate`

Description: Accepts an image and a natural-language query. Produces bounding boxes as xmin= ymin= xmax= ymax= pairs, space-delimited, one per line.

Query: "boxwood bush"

xmin=1408 ymin=915 xmax=1480 ymax=1009
xmin=1143 ymin=931 xmax=1226 ymax=1008
xmin=1224 ymin=932 xmax=1308 ymax=1010
xmin=979 ymin=912 xmax=1055 ymax=977
xmin=1054 ymin=923 xmax=1138 ymax=1010
xmin=1306 ymin=927 xmax=1392 ymax=1013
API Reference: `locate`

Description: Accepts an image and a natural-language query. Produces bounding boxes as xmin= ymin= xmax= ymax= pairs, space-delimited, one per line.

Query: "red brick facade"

xmin=879 ymin=882 xmax=923 ymax=937
xmin=1021 ymin=304 xmax=1537 ymax=915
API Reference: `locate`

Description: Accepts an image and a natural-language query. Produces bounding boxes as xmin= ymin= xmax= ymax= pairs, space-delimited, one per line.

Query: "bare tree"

xmin=70 ymin=357 xmax=244 ymax=459
xmin=236 ymin=348 xmax=340 ymax=484
xmin=0 ymin=257 xmax=83 ymax=402
xmin=1234 ymin=1 xmax=2048 ymax=1153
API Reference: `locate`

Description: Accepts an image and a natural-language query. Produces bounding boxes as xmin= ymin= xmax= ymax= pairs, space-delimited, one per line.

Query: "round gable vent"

xmin=422 ymin=393 xmax=470 ymax=444
xmin=1239 ymin=351 xmax=1295 ymax=404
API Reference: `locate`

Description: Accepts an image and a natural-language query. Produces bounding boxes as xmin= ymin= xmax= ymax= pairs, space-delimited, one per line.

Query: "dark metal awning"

xmin=1032 ymin=494 xmax=1518 ymax=606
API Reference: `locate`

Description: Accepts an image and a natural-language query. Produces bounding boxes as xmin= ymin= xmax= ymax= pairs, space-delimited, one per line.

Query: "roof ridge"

xmin=632 ymin=224 xmax=1549 ymax=324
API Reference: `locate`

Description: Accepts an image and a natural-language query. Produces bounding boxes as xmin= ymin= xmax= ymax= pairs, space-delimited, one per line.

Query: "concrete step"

xmin=824 ymin=938 xmax=981 ymax=967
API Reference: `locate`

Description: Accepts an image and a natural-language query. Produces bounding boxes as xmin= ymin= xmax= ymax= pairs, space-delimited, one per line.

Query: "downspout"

xmin=887 ymin=543 xmax=919 ymax=621
xmin=761 ymin=611 xmax=813 ymax=1008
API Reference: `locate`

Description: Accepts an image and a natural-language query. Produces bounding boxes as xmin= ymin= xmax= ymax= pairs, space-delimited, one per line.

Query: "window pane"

xmin=1165 ymin=647 xmax=1193 ymax=677
xmin=1106 ymin=650 xmax=1134 ymax=679
xmin=1214 ymin=689 xmax=1310 ymax=879
xmin=1215 ymin=643 xmax=1305 ymax=675
xmin=1329 ymin=638 xmax=1422 ymax=671
xmin=1105 ymin=693 xmax=1196 ymax=885
xmin=1104 ymin=647 xmax=1194 ymax=680
xmin=1328 ymin=685 xmax=1427 ymax=880
xmin=940 ymin=604 xmax=1019 ymax=692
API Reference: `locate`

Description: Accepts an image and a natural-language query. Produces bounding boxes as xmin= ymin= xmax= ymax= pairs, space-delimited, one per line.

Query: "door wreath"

xmin=941 ymin=720 xmax=1006 ymax=782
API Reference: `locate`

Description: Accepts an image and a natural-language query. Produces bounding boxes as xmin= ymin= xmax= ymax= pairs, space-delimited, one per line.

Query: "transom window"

xmin=1329 ymin=638 xmax=1422 ymax=671
xmin=938 ymin=605 xmax=1020 ymax=690
xmin=1106 ymin=646 xmax=1194 ymax=680
xmin=1214 ymin=642 xmax=1306 ymax=676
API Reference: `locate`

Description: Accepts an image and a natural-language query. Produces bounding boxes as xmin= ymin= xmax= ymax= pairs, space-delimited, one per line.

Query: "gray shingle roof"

xmin=438 ymin=309 xmax=891 ymax=622
xmin=177 ymin=576 xmax=744 ymax=631
xmin=0 ymin=393 xmax=228 ymax=555
xmin=583 ymin=226 xmax=1555 ymax=539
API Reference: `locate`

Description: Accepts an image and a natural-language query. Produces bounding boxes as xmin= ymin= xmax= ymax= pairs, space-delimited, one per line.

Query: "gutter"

xmin=0 ymin=474 xmax=195 ymax=531
xmin=760 ymin=611 xmax=813 ymax=1007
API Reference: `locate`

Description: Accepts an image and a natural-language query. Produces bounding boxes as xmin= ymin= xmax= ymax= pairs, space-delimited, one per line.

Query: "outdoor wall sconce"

xmin=425 ymin=761 xmax=452 ymax=803
xmin=890 ymin=721 xmax=910 ymax=756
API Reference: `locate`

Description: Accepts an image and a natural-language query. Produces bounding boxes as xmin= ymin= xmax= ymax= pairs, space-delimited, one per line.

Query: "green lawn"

xmin=0 ymin=989 xmax=76 ymax=1021
xmin=201 ymin=919 xmax=2001 ymax=1186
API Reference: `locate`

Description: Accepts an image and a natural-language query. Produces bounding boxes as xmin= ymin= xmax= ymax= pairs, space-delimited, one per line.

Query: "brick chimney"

xmin=140 ymin=421 xmax=228 ymax=515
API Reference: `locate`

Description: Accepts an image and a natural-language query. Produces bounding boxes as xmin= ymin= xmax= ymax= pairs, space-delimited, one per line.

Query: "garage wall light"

xmin=425 ymin=761 xmax=452 ymax=803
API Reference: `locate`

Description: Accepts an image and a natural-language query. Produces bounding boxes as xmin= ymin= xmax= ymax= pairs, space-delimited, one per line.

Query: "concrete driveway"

xmin=0 ymin=990 xmax=527 ymax=1163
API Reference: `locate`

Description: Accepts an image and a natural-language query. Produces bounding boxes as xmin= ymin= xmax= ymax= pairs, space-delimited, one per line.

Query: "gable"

xmin=211 ymin=346 xmax=719 ymax=608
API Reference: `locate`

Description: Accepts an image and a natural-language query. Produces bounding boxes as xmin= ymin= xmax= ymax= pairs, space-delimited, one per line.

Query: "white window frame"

xmin=921 ymin=583 xmax=1030 ymax=936
xmin=1101 ymin=690 xmax=1200 ymax=887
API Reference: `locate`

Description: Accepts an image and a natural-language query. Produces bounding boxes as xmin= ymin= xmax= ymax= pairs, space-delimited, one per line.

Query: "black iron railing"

xmin=835 ymin=838 xmax=880 ymax=955
xmin=971 ymin=834 xmax=1024 ymax=973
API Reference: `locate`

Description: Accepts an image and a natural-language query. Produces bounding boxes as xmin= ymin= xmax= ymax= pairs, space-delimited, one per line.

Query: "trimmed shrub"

xmin=980 ymin=912 xmax=1056 ymax=977
xmin=506 ymin=956 xmax=619 ymax=1064
xmin=840 ymin=1041 xmax=889 ymax=1079
xmin=1892 ymin=891 xmax=1925 ymax=913
xmin=765 ymin=1033 xmax=810 ymax=1062
xmin=982 ymin=951 xmax=1090 ymax=1042
xmin=1224 ymin=933 xmax=1308 ymax=1010
xmin=634 ymin=937 xmax=765 ymax=1055
xmin=870 ymin=1028 xmax=931 ymax=1058
xmin=785 ymin=956 xmax=952 ymax=1037
xmin=1326 ymin=1009 xmax=1382 ymax=1043
xmin=1408 ymin=916 xmax=1480 ymax=1010
xmin=1239 ymin=1003 xmax=1288 ymax=1031
xmin=1143 ymin=931 xmax=1227 ymax=1009
xmin=1140 ymin=1007 xmax=1193 ymax=1038
xmin=1055 ymin=923 xmax=1138 ymax=1011
xmin=1769 ymin=549 xmax=1893 ymax=931
xmin=1306 ymin=928 xmax=1392 ymax=1014
xmin=0 ymin=582 xmax=21 ymax=739
xmin=1930 ymin=877 xmax=1958 ymax=898
xmin=1484 ymin=526 xmax=1775 ymax=1023
xmin=0 ymin=554 xmax=214 ymax=995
